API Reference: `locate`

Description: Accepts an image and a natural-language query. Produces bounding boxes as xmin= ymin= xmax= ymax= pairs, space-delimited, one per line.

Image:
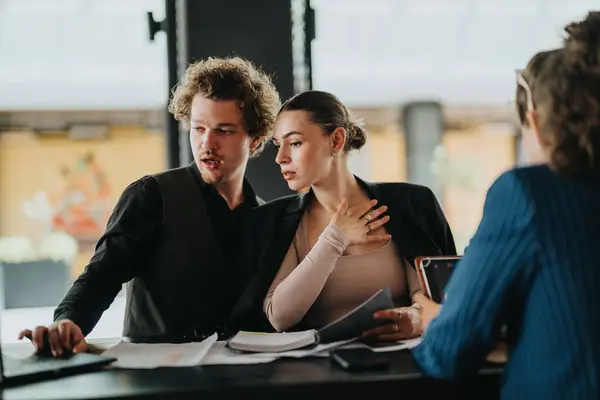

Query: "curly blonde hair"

xmin=168 ymin=56 xmax=281 ymax=157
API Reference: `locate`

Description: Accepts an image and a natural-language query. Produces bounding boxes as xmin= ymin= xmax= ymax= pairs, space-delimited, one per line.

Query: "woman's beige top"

xmin=263 ymin=212 xmax=422 ymax=331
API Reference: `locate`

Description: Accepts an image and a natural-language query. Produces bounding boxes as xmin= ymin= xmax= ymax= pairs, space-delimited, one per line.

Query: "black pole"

xmin=148 ymin=1 xmax=180 ymax=169
xmin=304 ymin=0 xmax=315 ymax=90
xmin=164 ymin=0 xmax=180 ymax=168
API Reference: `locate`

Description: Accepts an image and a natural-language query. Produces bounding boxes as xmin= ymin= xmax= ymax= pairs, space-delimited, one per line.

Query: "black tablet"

xmin=416 ymin=256 xmax=461 ymax=303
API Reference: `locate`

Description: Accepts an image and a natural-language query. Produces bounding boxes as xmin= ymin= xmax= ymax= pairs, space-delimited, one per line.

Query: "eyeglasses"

xmin=516 ymin=69 xmax=534 ymax=112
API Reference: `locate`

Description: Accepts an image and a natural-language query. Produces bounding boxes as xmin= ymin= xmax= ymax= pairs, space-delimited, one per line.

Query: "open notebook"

xmin=228 ymin=287 xmax=395 ymax=353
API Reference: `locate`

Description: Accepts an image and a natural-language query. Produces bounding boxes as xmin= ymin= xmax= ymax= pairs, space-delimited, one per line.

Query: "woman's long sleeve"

xmin=263 ymin=224 xmax=348 ymax=331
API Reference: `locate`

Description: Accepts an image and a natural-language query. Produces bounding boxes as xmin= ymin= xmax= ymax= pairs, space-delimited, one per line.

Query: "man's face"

xmin=189 ymin=95 xmax=257 ymax=185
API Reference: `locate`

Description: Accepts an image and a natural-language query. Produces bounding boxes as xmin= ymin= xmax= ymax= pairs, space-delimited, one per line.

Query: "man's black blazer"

xmin=228 ymin=176 xmax=457 ymax=332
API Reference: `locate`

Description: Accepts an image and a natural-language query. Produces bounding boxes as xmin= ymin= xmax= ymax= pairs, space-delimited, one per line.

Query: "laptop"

xmin=0 ymin=318 xmax=116 ymax=387
xmin=415 ymin=256 xmax=462 ymax=303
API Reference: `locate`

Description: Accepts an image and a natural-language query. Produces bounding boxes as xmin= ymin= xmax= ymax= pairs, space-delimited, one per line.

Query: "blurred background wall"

xmin=0 ymin=0 xmax=596 ymax=285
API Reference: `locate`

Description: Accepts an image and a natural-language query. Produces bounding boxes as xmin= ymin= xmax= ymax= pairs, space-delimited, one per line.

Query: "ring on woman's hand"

xmin=392 ymin=323 xmax=399 ymax=333
xmin=365 ymin=213 xmax=372 ymax=223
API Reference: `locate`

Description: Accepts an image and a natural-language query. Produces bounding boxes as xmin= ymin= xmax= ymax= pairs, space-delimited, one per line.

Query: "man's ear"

xmin=249 ymin=136 xmax=263 ymax=156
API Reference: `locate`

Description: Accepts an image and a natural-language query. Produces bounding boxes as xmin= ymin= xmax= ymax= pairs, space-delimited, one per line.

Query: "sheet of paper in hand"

xmin=317 ymin=287 xmax=395 ymax=342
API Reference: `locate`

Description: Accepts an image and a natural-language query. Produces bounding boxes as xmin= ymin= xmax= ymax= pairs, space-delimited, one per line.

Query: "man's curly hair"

xmin=168 ymin=57 xmax=281 ymax=157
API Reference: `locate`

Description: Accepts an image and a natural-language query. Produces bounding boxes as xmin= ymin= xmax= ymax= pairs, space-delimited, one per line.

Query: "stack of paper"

xmin=101 ymin=333 xmax=218 ymax=369
xmin=227 ymin=330 xmax=318 ymax=353
xmin=202 ymin=342 xmax=278 ymax=365
xmin=99 ymin=333 xmax=420 ymax=369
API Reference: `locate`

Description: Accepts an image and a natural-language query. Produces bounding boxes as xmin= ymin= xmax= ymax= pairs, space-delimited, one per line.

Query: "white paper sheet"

xmin=258 ymin=338 xmax=357 ymax=358
xmin=201 ymin=342 xmax=278 ymax=365
xmin=337 ymin=337 xmax=423 ymax=353
xmin=366 ymin=337 xmax=422 ymax=352
xmin=102 ymin=333 xmax=218 ymax=369
xmin=201 ymin=338 xmax=355 ymax=364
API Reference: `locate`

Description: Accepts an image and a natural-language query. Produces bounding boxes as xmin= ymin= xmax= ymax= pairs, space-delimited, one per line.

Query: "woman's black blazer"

xmin=227 ymin=176 xmax=457 ymax=332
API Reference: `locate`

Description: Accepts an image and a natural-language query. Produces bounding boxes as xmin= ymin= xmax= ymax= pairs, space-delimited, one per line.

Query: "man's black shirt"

xmin=53 ymin=164 xmax=259 ymax=336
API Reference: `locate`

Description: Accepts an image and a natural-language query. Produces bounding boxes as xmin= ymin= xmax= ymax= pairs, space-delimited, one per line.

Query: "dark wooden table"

xmin=2 ymin=341 xmax=503 ymax=400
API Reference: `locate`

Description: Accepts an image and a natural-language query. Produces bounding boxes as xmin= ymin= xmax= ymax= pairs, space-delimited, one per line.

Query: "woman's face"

xmin=272 ymin=110 xmax=339 ymax=191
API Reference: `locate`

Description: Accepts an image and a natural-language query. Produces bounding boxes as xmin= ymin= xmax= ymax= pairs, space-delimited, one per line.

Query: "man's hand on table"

xmin=18 ymin=319 xmax=88 ymax=357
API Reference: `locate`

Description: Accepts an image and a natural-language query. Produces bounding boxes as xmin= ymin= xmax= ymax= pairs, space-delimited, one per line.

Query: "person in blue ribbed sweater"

xmin=412 ymin=12 xmax=600 ymax=399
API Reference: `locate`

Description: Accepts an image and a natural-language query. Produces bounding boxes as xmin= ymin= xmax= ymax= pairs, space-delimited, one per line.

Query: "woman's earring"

xmin=332 ymin=152 xmax=338 ymax=158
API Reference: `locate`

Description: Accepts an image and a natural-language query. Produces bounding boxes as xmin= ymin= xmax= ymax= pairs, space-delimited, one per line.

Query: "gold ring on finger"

xmin=392 ymin=323 xmax=398 ymax=333
xmin=365 ymin=214 xmax=372 ymax=223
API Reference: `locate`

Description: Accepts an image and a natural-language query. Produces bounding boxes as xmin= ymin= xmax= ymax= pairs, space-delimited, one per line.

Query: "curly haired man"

xmin=19 ymin=57 xmax=281 ymax=356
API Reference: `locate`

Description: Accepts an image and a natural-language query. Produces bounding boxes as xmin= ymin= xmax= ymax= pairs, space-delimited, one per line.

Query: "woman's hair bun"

xmin=348 ymin=123 xmax=367 ymax=150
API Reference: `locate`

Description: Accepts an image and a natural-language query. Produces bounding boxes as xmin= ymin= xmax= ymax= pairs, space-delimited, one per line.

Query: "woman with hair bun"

xmin=232 ymin=90 xmax=456 ymax=340
xmin=412 ymin=12 xmax=600 ymax=399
